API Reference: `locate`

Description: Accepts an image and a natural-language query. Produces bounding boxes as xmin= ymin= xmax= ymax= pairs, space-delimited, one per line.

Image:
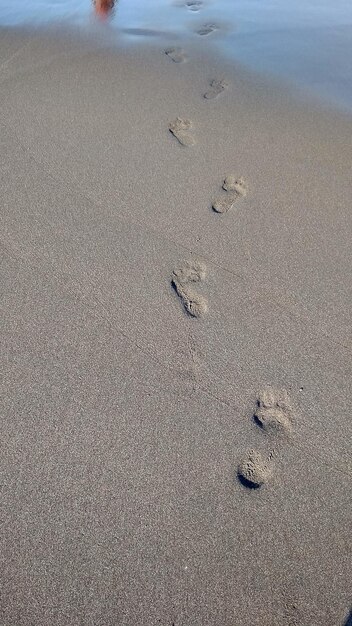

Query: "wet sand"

xmin=0 ymin=26 xmax=351 ymax=626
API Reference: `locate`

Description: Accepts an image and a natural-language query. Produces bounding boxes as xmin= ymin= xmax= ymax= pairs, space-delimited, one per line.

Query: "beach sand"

xmin=0 ymin=25 xmax=351 ymax=625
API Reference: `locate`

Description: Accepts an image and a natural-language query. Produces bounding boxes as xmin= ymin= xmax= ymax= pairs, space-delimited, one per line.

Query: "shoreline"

xmin=2 ymin=16 xmax=352 ymax=114
xmin=0 ymin=25 xmax=351 ymax=626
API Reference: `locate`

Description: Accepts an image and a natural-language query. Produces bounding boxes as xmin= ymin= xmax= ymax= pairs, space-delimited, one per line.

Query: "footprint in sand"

xmin=173 ymin=0 xmax=202 ymax=10
xmin=204 ymin=78 xmax=228 ymax=100
xmin=212 ymin=176 xmax=247 ymax=214
xmin=186 ymin=0 xmax=203 ymax=11
xmin=254 ymin=388 xmax=293 ymax=438
xmin=237 ymin=449 xmax=274 ymax=489
xmin=169 ymin=118 xmax=196 ymax=146
xmin=237 ymin=389 xmax=293 ymax=489
xmin=165 ymin=47 xmax=187 ymax=63
xmin=196 ymin=23 xmax=218 ymax=36
xmin=171 ymin=260 xmax=207 ymax=318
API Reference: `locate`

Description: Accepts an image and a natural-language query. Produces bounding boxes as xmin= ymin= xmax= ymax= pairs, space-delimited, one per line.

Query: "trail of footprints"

xmin=165 ymin=9 xmax=291 ymax=492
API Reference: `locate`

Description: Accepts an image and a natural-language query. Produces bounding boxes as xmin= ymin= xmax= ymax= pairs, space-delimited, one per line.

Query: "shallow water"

xmin=1 ymin=0 xmax=352 ymax=111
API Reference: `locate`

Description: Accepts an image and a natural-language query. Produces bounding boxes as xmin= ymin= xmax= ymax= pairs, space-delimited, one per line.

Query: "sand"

xmin=0 ymin=24 xmax=351 ymax=626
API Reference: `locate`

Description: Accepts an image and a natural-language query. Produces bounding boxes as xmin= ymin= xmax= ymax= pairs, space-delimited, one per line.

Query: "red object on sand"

xmin=94 ymin=0 xmax=114 ymax=20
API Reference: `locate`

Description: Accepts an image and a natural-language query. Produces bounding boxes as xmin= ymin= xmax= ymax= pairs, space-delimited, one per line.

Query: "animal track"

xmin=196 ymin=23 xmax=218 ymax=36
xmin=254 ymin=388 xmax=293 ymax=437
xmin=169 ymin=118 xmax=196 ymax=146
xmin=212 ymin=176 xmax=247 ymax=213
xmin=171 ymin=260 xmax=207 ymax=318
xmin=204 ymin=79 xmax=228 ymax=100
xmin=165 ymin=47 xmax=187 ymax=63
xmin=237 ymin=449 xmax=273 ymax=488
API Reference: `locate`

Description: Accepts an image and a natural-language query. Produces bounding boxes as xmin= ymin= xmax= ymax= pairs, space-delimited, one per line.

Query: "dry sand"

xmin=0 ymin=25 xmax=351 ymax=626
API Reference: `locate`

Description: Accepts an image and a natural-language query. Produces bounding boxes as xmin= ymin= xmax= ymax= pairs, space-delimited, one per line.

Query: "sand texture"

xmin=0 ymin=26 xmax=351 ymax=626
